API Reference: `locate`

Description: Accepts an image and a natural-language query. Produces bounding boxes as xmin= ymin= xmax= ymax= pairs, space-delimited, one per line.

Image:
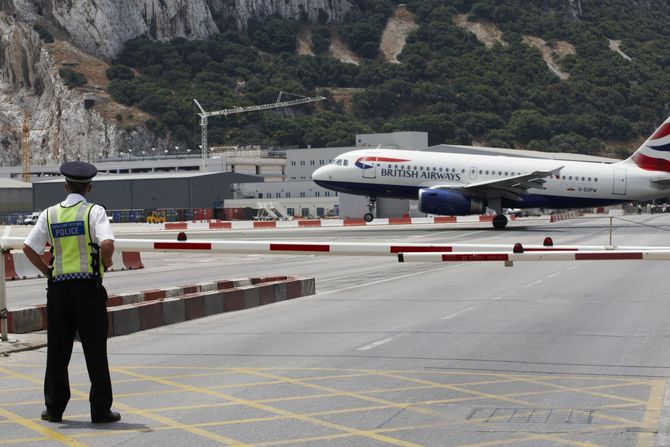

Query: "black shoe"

xmin=40 ymin=410 xmax=62 ymax=423
xmin=91 ymin=411 xmax=121 ymax=423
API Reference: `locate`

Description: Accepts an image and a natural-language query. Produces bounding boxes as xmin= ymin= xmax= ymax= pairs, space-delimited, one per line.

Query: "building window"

xmin=315 ymin=191 xmax=320 ymax=197
xmin=300 ymin=161 xmax=305 ymax=166
xmin=276 ymin=192 xmax=281 ymax=198
xmin=320 ymin=160 xmax=325 ymax=165
xmin=258 ymin=193 xmax=263 ymax=198
xmin=325 ymin=191 xmax=330 ymax=197
xmin=310 ymin=160 xmax=315 ymax=165
xmin=291 ymin=161 xmax=296 ymax=166
xmin=287 ymin=208 xmax=294 ymax=216
xmin=300 ymin=192 xmax=305 ymax=198
xmin=286 ymin=192 xmax=291 ymax=198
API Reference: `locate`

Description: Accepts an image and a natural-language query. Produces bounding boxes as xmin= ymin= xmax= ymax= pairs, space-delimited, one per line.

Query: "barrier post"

xmin=1 ymin=249 xmax=8 ymax=342
xmin=609 ymin=216 xmax=613 ymax=247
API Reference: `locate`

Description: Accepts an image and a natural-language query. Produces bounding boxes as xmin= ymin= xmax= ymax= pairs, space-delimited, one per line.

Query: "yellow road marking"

xmin=116 ymin=367 xmax=426 ymax=447
xmin=0 ymin=407 xmax=91 ymax=447
xmin=637 ymin=378 xmax=665 ymax=447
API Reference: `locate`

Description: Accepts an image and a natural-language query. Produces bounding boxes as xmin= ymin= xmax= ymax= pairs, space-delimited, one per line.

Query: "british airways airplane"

xmin=312 ymin=116 xmax=670 ymax=229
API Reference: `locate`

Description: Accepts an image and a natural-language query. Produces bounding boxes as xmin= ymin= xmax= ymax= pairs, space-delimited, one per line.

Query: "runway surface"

xmin=3 ymin=214 xmax=670 ymax=446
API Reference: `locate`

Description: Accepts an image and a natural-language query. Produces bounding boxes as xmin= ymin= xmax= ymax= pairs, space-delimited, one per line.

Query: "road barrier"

xmin=2 ymin=250 xmax=143 ymax=280
xmin=398 ymin=248 xmax=670 ymax=266
xmin=6 ymin=276 xmax=314 ymax=335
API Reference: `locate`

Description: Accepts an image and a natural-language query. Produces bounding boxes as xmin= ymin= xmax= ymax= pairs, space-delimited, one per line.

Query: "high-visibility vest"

xmin=47 ymin=201 xmax=104 ymax=280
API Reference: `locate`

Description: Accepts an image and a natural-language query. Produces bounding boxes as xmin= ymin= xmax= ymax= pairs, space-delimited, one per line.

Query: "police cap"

xmin=60 ymin=161 xmax=97 ymax=183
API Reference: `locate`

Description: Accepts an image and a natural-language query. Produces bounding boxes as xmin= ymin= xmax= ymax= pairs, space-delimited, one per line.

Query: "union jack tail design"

xmin=627 ymin=115 xmax=670 ymax=171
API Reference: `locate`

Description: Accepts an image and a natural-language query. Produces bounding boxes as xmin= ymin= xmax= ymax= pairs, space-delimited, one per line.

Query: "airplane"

xmin=311 ymin=115 xmax=670 ymax=229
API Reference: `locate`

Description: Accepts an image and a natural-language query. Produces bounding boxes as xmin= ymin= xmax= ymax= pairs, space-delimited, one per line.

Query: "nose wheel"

xmin=364 ymin=197 xmax=376 ymax=222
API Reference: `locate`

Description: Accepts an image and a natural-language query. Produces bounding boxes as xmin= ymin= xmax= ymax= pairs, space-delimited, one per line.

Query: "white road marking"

xmin=492 ymin=292 xmax=512 ymax=300
xmin=317 ymin=264 xmax=470 ymax=296
xmin=357 ymin=333 xmax=405 ymax=351
xmin=524 ymin=279 xmax=543 ymax=288
xmin=567 ymin=264 xmax=580 ymax=271
xmin=440 ymin=306 xmax=476 ymax=320
xmin=548 ymin=271 xmax=563 ymax=278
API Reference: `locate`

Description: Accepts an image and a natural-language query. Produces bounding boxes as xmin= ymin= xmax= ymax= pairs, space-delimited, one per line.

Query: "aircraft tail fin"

xmin=624 ymin=115 xmax=670 ymax=171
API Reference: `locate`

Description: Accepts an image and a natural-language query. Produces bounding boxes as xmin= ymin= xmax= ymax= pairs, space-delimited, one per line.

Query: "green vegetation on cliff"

xmin=107 ymin=0 xmax=670 ymax=156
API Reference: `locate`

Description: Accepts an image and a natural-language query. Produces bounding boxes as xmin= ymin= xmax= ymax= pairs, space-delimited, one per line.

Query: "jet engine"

xmin=418 ymin=189 xmax=486 ymax=216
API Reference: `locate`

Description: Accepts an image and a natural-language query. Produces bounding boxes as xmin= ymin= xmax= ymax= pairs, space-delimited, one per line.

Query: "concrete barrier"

xmin=6 ymin=276 xmax=316 ymax=334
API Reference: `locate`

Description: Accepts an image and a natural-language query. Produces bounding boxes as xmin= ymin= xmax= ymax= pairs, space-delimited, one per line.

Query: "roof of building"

xmin=0 ymin=178 xmax=32 ymax=188
xmin=33 ymin=171 xmax=258 ymax=184
xmin=428 ymin=144 xmax=620 ymax=163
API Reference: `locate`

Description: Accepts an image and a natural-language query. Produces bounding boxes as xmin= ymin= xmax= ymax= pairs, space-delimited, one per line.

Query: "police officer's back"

xmin=23 ymin=161 xmax=121 ymax=423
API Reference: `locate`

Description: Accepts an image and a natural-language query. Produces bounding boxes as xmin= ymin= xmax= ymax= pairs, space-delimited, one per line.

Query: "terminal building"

xmin=1 ymin=131 xmax=429 ymax=221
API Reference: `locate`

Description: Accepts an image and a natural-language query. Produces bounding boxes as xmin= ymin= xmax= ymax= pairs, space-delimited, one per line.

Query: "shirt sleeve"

xmin=90 ymin=205 xmax=115 ymax=244
xmin=23 ymin=210 xmax=49 ymax=253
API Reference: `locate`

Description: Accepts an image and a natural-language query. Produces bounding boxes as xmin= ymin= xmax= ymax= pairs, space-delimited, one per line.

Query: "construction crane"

xmin=22 ymin=112 xmax=30 ymax=182
xmin=193 ymin=91 xmax=326 ymax=163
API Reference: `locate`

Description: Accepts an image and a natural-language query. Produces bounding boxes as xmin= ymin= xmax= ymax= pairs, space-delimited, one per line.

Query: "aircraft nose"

xmin=311 ymin=166 xmax=328 ymax=181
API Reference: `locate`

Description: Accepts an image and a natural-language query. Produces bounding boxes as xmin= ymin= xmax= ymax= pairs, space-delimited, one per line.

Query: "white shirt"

xmin=24 ymin=193 xmax=115 ymax=253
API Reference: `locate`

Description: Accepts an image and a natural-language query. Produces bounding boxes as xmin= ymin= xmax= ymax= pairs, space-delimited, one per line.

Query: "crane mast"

xmin=193 ymin=92 xmax=325 ymax=164
xmin=21 ymin=112 xmax=30 ymax=183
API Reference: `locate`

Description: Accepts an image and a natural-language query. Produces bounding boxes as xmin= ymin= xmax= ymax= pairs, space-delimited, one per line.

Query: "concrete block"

xmin=164 ymin=287 xmax=184 ymax=298
xmin=120 ymin=292 xmax=145 ymax=306
xmin=112 ymin=305 xmax=141 ymax=336
xmin=300 ymin=278 xmax=316 ymax=297
xmin=242 ymin=286 xmax=260 ymax=309
xmin=184 ymin=295 xmax=205 ymax=320
xmin=223 ymin=289 xmax=246 ymax=312
xmin=258 ymin=284 xmax=276 ymax=305
xmin=161 ymin=298 xmax=185 ymax=326
xmin=8 ymin=308 xmax=44 ymax=333
xmin=138 ymin=301 xmax=163 ymax=331
xmin=286 ymin=280 xmax=302 ymax=300
xmin=217 ymin=280 xmax=235 ymax=290
xmin=199 ymin=282 xmax=218 ymax=292
xmin=181 ymin=285 xmax=199 ymax=295
xmin=203 ymin=291 xmax=224 ymax=316
xmin=106 ymin=295 xmax=123 ymax=307
xmin=143 ymin=289 xmax=166 ymax=301
xmin=273 ymin=282 xmax=287 ymax=302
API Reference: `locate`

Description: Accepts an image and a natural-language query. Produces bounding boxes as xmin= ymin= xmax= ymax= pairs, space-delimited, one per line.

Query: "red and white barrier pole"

xmin=4 ymin=236 xmax=670 ymax=256
xmin=397 ymin=249 xmax=670 ymax=265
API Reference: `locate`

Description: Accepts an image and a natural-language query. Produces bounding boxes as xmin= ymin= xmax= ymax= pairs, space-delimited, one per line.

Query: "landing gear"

xmin=363 ymin=196 xmax=376 ymax=222
xmin=492 ymin=214 xmax=508 ymax=230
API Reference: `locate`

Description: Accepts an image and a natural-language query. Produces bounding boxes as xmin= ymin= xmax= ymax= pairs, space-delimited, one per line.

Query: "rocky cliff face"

xmin=1 ymin=0 xmax=353 ymax=167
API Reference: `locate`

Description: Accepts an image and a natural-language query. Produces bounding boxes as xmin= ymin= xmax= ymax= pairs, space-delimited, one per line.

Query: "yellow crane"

xmin=22 ymin=112 xmax=30 ymax=182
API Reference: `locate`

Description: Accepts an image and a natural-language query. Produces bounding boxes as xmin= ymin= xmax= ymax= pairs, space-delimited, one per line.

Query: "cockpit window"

xmin=335 ymin=159 xmax=342 ymax=166
xmin=343 ymin=159 xmax=349 ymax=166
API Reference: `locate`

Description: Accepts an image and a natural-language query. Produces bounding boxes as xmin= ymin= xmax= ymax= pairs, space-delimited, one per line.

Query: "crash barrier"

xmin=550 ymin=211 xmax=584 ymax=222
xmin=3 ymin=236 xmax=669 ymax=258
xmin=397 ymin=244 xmax=670 ymax=267
xmin=160 ymin=214 xmax=524 ymax=231
xmin=3 ymin=250 xmax=143 ymax=280
xmin=6 ymin=276 xmax=314 ymax=334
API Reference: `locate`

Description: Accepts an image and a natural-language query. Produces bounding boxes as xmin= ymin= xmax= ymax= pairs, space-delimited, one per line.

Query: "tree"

xmin=59 ymin=68 xmax=86 ymax=88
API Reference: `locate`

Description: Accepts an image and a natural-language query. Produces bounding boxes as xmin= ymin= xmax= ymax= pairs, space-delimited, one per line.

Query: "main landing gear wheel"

xmin=364 ymin=196 xmax=376 ymax=223
xmin=492 ymin=215 xmax=508 ymax=230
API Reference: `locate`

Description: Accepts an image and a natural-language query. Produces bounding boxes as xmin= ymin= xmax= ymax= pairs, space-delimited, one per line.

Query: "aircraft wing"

xmin=424 ymin=167 xmax=564 ymax=200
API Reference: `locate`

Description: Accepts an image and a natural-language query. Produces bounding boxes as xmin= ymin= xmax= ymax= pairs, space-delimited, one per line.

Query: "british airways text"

xmin=380 ymin=168 xmax=461 ymax=181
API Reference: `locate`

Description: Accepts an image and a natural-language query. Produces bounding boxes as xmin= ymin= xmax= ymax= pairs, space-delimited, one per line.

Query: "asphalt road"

xmin=3 ymin=214 xmax=670 ymax=446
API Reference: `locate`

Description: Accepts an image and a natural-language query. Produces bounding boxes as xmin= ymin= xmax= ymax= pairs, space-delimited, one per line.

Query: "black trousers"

xmin=45 ymin=279 xmax=112 ymax=418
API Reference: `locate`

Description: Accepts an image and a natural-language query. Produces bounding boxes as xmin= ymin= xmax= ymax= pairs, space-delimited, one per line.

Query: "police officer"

xmin=22 ymin=161 xmax=121 ymax=424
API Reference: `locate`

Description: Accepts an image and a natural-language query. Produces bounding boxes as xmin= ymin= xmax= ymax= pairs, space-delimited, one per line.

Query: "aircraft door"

xmin=612 ymin=168 xmax=627 ymax=195
xmin=362 ymin=157 xmax=377 ymax=179
xmin=469 ymin=167 xmax=478 ymax=180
